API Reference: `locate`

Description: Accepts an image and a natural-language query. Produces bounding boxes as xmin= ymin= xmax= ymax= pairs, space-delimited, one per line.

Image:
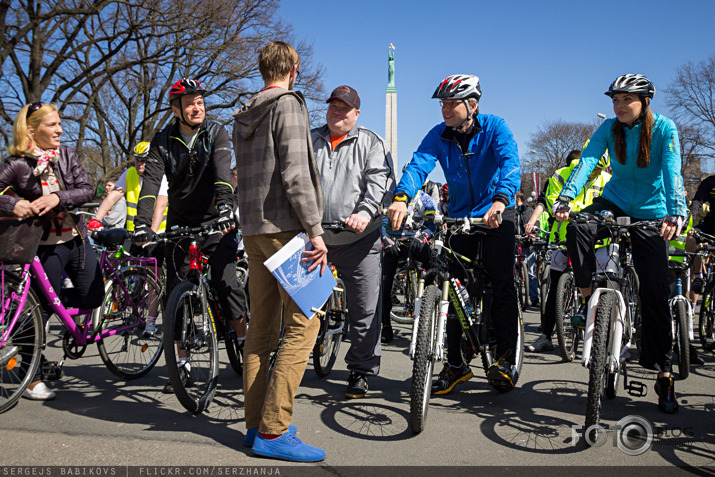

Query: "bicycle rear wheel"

xmin=555 ymin=272 xmax=581 ymax=362
xmin=584 ymin=293 xmax=612 ymax=445
xmin=391 ymin=267 xmax=416 ymax=324
xmin=97 ymin=268 xmax=164 ymax=379
xmin=699 ymin=282 xmax=715 ymax=349
xmin=0 ymin=274 xmax=43 ymax=414
xmin=313 ymin=277 xmax=347 ymax=378
xmin=674 ymin=300 xmax=690 ymax=380
xmin=479 ymin=293 xmax=524 ymax=386
xmin=164 ymin=281 xmax=219 ymax=414
xmin=224 ymin=329 xmax=243 ymax=376
xmin=410 ymin=284 xmax=439 ymax=434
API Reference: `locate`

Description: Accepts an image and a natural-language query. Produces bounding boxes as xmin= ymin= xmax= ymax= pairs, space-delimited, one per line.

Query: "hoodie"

xmin=232 ymin=88 xmax=323 ymax=238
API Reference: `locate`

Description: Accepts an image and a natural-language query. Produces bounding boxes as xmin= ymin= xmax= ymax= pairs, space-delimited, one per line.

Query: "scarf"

xmin=30 ymin=145 xmax=60 ymax=176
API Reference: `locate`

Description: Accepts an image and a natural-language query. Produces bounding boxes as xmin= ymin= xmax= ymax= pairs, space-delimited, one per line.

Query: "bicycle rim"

xmin=164 ymin=281 xmax=218 ymax=414
xmin=410 ymin=284 xmax=438 ymax=434
xmin=555 ymin=272 xmax=579 ymax=362
xmin=0 ymin=276 xmax=43 ymax=414
xmin=313 ymin=278 xmax=346 ymax=377
xmin=391 ymin=268 xmax=415 ymax=324
xmin=97 ymin=268 xmax=164 ymax=380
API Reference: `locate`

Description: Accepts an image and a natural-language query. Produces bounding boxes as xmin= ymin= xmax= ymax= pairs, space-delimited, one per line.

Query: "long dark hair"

xmin=612 ymin=97 xmax=653 ymax=168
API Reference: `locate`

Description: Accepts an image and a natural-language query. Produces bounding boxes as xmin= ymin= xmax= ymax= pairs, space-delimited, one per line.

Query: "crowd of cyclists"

xmin=1 ymin=38 xmax=713 ymax=462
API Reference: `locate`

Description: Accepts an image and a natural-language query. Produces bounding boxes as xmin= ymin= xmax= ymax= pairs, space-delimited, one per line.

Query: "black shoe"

xmin=345 ymin=372 xmax=368 ymax=399
xmin=163 ymin=362 xmax=192 ymax=394
xmin=531 ymin=298 xmax=540 ymax=307
xmin=381 ymin=325 xmax=394 ymax=343
xmin=487 ymin=359 xmax=518 ymax=393
xmin=692 ymin=277 xmax=705 ymax=295
xmin=655 ymin=376 xmax=678 ymax=413
xmin=431 ymin=363 xmax=473 ymax=395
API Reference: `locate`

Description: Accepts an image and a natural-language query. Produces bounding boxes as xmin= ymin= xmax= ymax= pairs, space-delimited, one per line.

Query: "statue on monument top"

xmin=387 ymin=43 xmax=395 ymax=88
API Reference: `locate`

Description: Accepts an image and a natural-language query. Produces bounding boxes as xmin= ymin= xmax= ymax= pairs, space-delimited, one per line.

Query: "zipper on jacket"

xmin=444 ymin=136 xmax=476 ymax=211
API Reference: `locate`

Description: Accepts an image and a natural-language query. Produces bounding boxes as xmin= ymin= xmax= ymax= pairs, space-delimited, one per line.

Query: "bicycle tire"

xmin=540 ymin=264 xmax=550 ymax=318
xmin=555 ymin=272 xmax=580 ymax=362
xmin=97 ymin=268 xmax=164 ymax=380
xmin=517 ymin=261 xmax=529 ymax=310
xmin=699 ymin=282 xmax=715 ymax=348
xmin=224 ymin=331 xmax=243 ymax=376
xmin=584 ymin=293 xmax=612 ymax=445
xmin=164 ymin=281 xmax=219 ymax=414
xmin=623 ymin=266 xmax=641 ymax=354
xmin=674 ymin=300 xmax=690 ymax=380
xmin=479 ymin=294 xmax=524 ymax=384
xmin=313 ymin=277 xmax=347 ymax=377
xmin=391 ymin=268 xmax=416 ymax=324
xmin=410 ymin=284 xmax=439 ymax=434
xmin=0 ymin=274 xmax=43 ymax=414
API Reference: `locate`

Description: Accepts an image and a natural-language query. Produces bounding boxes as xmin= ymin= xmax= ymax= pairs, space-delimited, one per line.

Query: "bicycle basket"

xmin=0 ymin=217 xmax=46 ymax=264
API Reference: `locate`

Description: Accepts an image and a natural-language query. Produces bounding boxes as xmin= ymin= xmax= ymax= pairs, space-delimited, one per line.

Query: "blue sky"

xmin=280 ymin=0 xmax=715 ymax=183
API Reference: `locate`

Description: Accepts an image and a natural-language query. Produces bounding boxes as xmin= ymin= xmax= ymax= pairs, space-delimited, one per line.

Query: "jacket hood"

xmin=232 ymin=88 xmax=305 ymax=139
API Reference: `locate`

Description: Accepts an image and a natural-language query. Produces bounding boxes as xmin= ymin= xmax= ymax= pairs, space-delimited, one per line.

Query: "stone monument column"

xmin=385 ymin=43 xmax=398 ymax=175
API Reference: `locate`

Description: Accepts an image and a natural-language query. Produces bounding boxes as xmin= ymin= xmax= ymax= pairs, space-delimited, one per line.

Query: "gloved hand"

xmin=133 ymin=224 xmax=155 ymax=244
xmin=87 ymin=218 xmax=104 ymax=231
xmin=552 ymin=199 xmax=571 ymax=216
xmin=409 ymin=236 xmax=428 ymax=257
xmin=216 ymin=205 xmax=234 ymax=232
xmin=383 ymin=235 xmax=400 ymax=256
xmin=664 ymin=215 xmax=687 ymax=230
xmin=662 ymin=215 xmax=687 ymax=240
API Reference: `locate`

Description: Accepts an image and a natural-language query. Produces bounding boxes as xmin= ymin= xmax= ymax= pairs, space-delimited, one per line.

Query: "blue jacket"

xmin=394 ymin=114 xmax=521 ymax=218
xmin=561 ymin=113 xmax=686 ymax=219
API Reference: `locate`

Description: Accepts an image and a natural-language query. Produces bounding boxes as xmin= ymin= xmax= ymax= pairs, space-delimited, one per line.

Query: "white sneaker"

xmin=22 ymin=382 xmax=56 ymax=401
xmin=527 ymin=334 xmax=553 ymax=352
xmin=143 ymin=317 xmax=157 ymax=337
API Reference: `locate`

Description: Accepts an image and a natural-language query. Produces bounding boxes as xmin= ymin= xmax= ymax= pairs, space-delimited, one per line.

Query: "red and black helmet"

xmin=432 ymin=75 xmax=481 ymax=101
xmin=168 ymin=78 xmax=205 ymax=103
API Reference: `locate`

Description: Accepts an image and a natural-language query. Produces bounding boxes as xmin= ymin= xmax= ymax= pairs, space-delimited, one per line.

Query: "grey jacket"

xmin=311 ymin=124 xmax=396 ymax=245
xmin=232 ymin=88 xmax=324 ymax=238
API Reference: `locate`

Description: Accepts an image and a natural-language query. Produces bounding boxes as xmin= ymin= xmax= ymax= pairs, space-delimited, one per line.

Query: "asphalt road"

xmin=1 ymin=306 xmax=714 ymax=472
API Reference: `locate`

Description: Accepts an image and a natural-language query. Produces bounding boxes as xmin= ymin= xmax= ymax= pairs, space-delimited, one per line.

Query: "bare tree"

xmin=526 ymin=119 xmax=597 ymax=178
xmin=666 ymin=55 xmax=715 ymax=163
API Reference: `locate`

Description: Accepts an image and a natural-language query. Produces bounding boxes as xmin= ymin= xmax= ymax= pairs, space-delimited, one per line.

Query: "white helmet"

xmin=432 ymin=75 xmax=481 ymax=101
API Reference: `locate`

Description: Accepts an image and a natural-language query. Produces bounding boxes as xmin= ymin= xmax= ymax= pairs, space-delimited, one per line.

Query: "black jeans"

xmin=565 ymin=197 xmax=672 ymax=372
xmin=381 ymin=238 xmax=432 ymax=327
xmin=34 ymin=236 xmax=104 ymax=380
xmin=445 ymin=207 xmax=519 ymax=366
xmin=541 ymin=268 xmax=565 ymax=337
xmin=165 ymin=229 xmax=247 ymax=324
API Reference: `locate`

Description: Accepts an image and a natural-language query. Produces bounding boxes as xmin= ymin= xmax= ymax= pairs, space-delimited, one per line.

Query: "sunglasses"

xmin=26 ymin=102 xmax=43 ymax=120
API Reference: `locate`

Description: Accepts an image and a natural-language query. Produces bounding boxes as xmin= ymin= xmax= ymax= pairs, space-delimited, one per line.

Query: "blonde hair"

xmin=258 ymin=41 xmax=299 ymax=84
xmin=8 ymin=103 xmax=59 ymax=157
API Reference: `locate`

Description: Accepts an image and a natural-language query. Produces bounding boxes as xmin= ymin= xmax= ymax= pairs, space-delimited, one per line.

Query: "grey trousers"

xmin=327 ymin=229 xmax=383 ymax=376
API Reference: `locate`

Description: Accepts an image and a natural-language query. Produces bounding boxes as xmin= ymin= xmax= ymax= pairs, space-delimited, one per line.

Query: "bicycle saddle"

xmin=93 ymin=228 xmax=128 ymax=246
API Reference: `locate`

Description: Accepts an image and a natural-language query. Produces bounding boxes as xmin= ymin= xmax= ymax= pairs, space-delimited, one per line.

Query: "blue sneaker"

xmin=243 ymin=425 xmax=297 ymax=448
xmin=571 ymin=302 xmax=587 ymax=329
xmin=252 ymin=432 xmax=326 ymax=462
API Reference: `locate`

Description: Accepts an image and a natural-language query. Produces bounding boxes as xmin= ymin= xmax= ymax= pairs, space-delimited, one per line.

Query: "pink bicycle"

xmin=0 ymin=226 xmax=163 ymax=413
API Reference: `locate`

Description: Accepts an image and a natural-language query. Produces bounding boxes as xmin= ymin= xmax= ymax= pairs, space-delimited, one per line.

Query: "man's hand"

xmin=661 ymin=215 xmax=686 ymax=241
xmin=524 ymin=222 xmax=536 ymax=234
xmin=30 ymin=193 xmax=60 ymax=216
xmin=13 ymin=199 xmax=35 ymax=219
xmin=87 ymin=218 xmax=104 ymax=231
xmin=216 ymin=205 xmax=235 ymax=234
xmin=483 ymin=201 xmax=505 ymax=229
xmin=303 ymin=234 xmax=328 ymax=275
xmin=553 ymin=199 xmax=571 ymax=222
xmin=133 ymin=224 xmax=155 ymax=246
xmin=387 ymin=201 xmax=408 ymax=231
xmin=345 ymin=213 xmax=369 ymax=233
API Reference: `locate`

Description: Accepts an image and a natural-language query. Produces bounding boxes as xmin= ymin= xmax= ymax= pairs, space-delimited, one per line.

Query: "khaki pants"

xmin=243 ymin=232 xmax=321 ymax=434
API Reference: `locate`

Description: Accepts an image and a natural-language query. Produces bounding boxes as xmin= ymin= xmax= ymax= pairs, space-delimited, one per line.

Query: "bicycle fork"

xmin=433 ymin=280 xmax=451 ymax=363
xmin=409 ymin=277 xmax=425 ymax=359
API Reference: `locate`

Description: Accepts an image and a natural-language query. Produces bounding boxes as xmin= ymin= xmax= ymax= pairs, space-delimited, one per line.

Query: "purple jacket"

xmin=0 ymin=145 xmax=94 ymax=238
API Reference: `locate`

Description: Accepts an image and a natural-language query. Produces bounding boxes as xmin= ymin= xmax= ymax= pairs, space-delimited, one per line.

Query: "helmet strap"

xmin=454 ymin=100 xmax=475 ymax=132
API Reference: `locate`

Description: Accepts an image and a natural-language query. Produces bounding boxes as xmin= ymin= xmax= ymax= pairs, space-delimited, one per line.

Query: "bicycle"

xmin=514 ymin=234 xmax=530 ymax=310
xmin=409 ymin=213 xmax=525 ymax=434
xmin=694 ymin=230 xmax=715 ymax=350
xmin=0 ymin=226 xmax=163 ymax=413
xmin=160 ymin=223 xmax=243 ymax=414
xmin=572 ymin=211 xmax=657 ymax=443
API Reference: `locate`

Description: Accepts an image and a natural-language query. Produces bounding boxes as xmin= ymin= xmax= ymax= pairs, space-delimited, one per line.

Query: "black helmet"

xmin=605 ymin=74 xmax=655 ymax=99
xmin=432 ymin=75 xmax=481 ymax=101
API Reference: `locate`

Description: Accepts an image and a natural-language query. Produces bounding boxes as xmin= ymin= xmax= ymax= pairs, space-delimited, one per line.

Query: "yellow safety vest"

xmin=669 ymin=215 xmax=693 ymax=263
xmin=125 ymin=168 xmax=167 ymax=232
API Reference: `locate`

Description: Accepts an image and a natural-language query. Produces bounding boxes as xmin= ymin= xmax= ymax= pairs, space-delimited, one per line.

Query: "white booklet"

xmin=263 ymin=233 xmax=337 ymax=319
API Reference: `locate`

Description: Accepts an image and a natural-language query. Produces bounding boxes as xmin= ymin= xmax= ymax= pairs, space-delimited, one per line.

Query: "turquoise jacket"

xmin=560 ymin=113 xmax=686 ymax=219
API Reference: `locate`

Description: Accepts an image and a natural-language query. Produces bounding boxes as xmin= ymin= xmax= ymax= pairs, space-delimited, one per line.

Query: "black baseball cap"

xmin=326 ymin=85 xmax=360 ymax=110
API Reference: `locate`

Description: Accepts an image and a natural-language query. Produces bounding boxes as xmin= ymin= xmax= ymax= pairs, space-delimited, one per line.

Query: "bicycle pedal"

xmin=626 ymin=380 xmax=647 ymax=397
xmin=41 ymin=361 xmax=64 ymax=381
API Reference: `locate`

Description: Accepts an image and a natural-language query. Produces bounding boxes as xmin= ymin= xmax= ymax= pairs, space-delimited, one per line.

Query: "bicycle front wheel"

xmin=410 ymin=284 xmax=439 ymax=434
xmin=674 ymin=300 xmax=690 ymax=380
xmin=0 ymin=274 xmax=43 ymax=414
xmin=313 ymin=277 xmax=347 ymax=378
xmin=584 ymin=293 xmax=612 ymax=445
xmin=699 ymin=282 xmax=715 ymax=349
xmin=97 ymin=268 xmax=164 ymax=379
xmin=555 ymin=272 xmax=581 ymax=362
xmin=164 ymin=281 xmax=219 ymax=414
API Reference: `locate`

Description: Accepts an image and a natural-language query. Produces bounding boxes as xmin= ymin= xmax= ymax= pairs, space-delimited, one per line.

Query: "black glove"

xmin=133 ymin=224 xmax=155 ymax=243
xmin=552 ymin=198 xmax=571 ymax=216
xmin=216 ymin=205 xmax=234 ymax=232
xmin=664 ymin=215 xmax=687 ymax=231
xmin=383 ymin=235 xmax=400 ymax=256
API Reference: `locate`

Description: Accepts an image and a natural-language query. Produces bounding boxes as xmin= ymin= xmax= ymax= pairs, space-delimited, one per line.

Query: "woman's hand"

xmin=30 ymin=193 xmax=60 ymax=216
xmin=13 ymin=199 xmax=35 ymax=219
